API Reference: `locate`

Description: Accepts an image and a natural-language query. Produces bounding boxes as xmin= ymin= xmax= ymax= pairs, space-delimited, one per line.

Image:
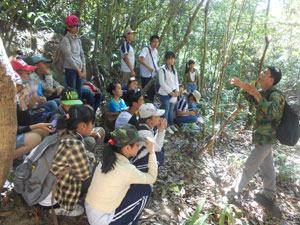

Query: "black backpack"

xmin=268 ymin=90 xmax=300 ymax=146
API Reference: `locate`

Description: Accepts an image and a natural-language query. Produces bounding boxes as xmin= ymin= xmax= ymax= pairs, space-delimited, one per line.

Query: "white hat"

xmin=123 ymin=27 xmax=135 ymax=35
xmin=139 ymin=103 xmax=165 ymax=118
xmin=191 ymin=90 xmax=201 ymax=103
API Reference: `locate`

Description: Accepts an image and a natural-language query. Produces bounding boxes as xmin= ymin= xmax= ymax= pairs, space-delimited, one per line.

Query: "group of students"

xmin=119 ymin=25 xmax=204 ymax=134
xmin=5 ymin=13 xmax=290 ymax=224
xmin=7 ymin=14 xmax=204 ymax=225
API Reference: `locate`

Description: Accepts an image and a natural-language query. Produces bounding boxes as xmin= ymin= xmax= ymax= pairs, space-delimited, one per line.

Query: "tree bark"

xmin=257 ymin=0 xmax=271 ymax=77
xmin=200 ymin=0 xmax=210 ymax=94
xmin=0 ymin=38 xmax=17 ymax=187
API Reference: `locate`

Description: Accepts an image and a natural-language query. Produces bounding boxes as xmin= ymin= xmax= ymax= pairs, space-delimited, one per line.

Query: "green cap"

xmin=110 ymin=124 xmax=144 ymax=147
xmin=61 ymin=88 xmax=83 ymax=105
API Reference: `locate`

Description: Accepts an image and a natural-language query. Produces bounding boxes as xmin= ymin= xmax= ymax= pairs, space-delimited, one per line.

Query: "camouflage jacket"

xmin=243 ymin=86 xmax=285 ymax=145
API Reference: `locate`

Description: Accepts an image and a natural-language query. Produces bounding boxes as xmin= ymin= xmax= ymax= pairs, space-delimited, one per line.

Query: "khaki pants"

xmin=232 ymin=144 xmax=276 ymax=199
xmin=121 ymin=71 xmax=133 ymax=85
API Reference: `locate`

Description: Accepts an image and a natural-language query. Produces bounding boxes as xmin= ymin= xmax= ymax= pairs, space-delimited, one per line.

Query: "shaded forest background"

xmin=1 ymin=0 xmax=300 ymax=135
xmin=0 ymin=0 xmax=300 ymax=224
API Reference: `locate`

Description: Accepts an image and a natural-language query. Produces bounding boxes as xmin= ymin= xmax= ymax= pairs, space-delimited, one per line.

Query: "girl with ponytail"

xmin=85 ymin=124 xmax=158 ymax=225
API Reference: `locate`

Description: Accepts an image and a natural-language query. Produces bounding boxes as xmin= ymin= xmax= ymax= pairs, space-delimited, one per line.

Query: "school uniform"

xmin=85 ymin=152 xmax=157 ymax=225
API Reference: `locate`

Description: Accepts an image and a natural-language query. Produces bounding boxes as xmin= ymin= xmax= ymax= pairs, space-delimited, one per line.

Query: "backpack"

xmin=267 ymin=90 xmax=300 ymax=146
xmin=155 ymin=67 xmax=164 ymax=93
xmin=13 ymin=133 xmax=60 ymax=206
xmin=52 ymin=35 xmax=72 ymax=75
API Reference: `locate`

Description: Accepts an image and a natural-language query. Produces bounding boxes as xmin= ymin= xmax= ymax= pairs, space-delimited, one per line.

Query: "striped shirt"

xmin=177 ymin=96 xmax=188 ymax=113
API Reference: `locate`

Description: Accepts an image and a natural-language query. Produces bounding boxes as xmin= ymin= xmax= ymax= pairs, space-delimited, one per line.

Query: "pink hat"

xmin=65 ymin=15 xmax=79 ymax=26
xmin=11 ymin=59 xmax=36 ymax=72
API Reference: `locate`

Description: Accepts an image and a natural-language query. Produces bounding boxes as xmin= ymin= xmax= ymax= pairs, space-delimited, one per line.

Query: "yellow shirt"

xmin=85 ymin=152 xmax=158 ymax=213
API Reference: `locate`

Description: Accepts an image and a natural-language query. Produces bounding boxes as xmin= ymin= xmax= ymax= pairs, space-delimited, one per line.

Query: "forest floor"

xmin=0 ymin=119 xmax=299 ymax=225
xmin=1 ymin=84 xmax=300 ymax=225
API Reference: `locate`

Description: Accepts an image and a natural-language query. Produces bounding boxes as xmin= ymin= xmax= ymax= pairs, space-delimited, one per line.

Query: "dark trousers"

xmin=141 ymin=77 xmax=155 ymax=102
xmin=132 ymin=149 xmax=165 ymax=173
xmin=65 ymin=68 xmax=82 ymax=97
xmin=82 ymin=87 xmax=103 ymax=113
xmin=109 ymin=184 xmax=151 ymax=225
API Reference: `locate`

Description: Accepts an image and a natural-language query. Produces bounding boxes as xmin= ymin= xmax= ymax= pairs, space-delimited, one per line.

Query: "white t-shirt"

xmin=115 ymin=111 xmax=133 ymax=128
xmin=120 ymin=41 xmax=135 ymax=73
xmin=139 ymin=46 xmax=158 ymax=78
xmin=189 ymin=71 xmax=196 ymax=82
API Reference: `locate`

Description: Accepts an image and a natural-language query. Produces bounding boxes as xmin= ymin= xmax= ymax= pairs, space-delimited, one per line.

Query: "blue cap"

xmin=31 ymin=55 xmax=52 ymax=65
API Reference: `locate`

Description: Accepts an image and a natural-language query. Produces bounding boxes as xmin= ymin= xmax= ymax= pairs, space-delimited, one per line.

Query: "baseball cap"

xmin=139 ymin=103 xmax=165 ymax=119
xmin=61 ymin=88 xmax=83 ymax=105
xmin=123 ymin=27 xmax=135 ymax=35
xmin=190 ymin=90 xmax=201 ymax=103
xmin=110 ymin=124 xmax=144 ymax=147
xmin=11 ymin=59 xmax=36 ymax=72
xmin=65 ymin=15 xmax=80 ymax=26
xmin=31 ymin=55 xmax=52 ymax=65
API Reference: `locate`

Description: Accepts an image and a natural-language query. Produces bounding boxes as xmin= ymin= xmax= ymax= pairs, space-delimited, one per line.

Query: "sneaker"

xmin=166 ymin=127 xmax=174 ymax=134
xmin=54 ymin=204 xmax=84 ymax=217
xmin=225 ymin=188 xmax=241 ymax=206
xmin=254 ymin=193 xmax=282 ymax=218
xmin=170 ymin=125 xmax=178 ymax=132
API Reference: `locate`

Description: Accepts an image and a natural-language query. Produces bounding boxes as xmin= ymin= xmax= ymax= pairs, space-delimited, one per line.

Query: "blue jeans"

xmin=175 ymin=115 xmax=198 ymax=124
xmin=159 ymin=95 xmax=175 ymax=126
xmin=187 ymin=83 xmax=197 ymax=93
xmin=65 ymin=68 xmax=82 ymax=97
xmin=30 ymin=100 xmax=60 ymax=123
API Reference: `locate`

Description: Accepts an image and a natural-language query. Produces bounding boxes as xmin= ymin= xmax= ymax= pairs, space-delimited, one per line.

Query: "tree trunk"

xmin=200 ymin=0 xmax=210 ymax=94
xmin=0 ymin=39 xmax=17 ymax=187
xmin=257 ymin=0 xmax=271 ymax=77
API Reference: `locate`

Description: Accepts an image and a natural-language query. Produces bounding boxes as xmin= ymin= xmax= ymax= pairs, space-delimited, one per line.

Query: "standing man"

xmin=139 ymin=35 xmax=160 ymax=102
xmin=120 ymin=27 xmax=136 ymax=85
xmin=228 ymin=66 xmax=284 ymax=215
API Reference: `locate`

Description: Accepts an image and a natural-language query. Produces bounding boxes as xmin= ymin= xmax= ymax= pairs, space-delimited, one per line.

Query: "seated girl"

xmin=85 ymin=124 xmax=157 ymax=225
xmin=51 ymin=105 xmax=96 ymax=217
xmin=107 ymin=80 xmax=127 ymax=113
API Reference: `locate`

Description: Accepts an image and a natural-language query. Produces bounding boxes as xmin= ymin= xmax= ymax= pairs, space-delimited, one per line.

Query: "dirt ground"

xmin=1 ymin=124 xmax=299 ymax=225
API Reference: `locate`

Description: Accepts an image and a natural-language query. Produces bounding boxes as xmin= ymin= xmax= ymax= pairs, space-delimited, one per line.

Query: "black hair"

xmin=101 ymin=142 xmax=135 ymax=173
xmin=164 ymin=51 xmax=176 ymax=61
xmin=138 ymin=117 xmax=152 ymax=124
xmin=125 ymin=90 xmax=142 ymax=107
xmin=106 ymin=80 xmax=121 ymax=96
xmin=267 ymin=66 xmax=282 ymax=85
xmin=185 ymin=59 xmax=195 ymax=73
xmin=150 ymin=35 xmax=160 ymax=42
xmin=164 ymin=51 xmax=176 ymax=74
xmin=127 ymin=77 xmax=137 ymax=87
xmin=57 ymin=105 xmax=95 ymax=131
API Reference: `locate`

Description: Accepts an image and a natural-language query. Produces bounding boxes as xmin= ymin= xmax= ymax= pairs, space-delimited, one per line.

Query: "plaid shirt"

xmin=51 ymin=130 xmax=91 ymax=211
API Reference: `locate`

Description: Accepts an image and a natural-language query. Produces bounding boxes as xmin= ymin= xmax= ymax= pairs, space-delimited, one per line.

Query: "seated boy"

xmin=132 ymin=103 xmax=167 ymax=171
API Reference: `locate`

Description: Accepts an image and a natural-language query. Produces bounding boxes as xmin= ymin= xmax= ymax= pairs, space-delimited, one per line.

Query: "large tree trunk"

xmin=0 ymin=40 xmax=17 ymax=187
